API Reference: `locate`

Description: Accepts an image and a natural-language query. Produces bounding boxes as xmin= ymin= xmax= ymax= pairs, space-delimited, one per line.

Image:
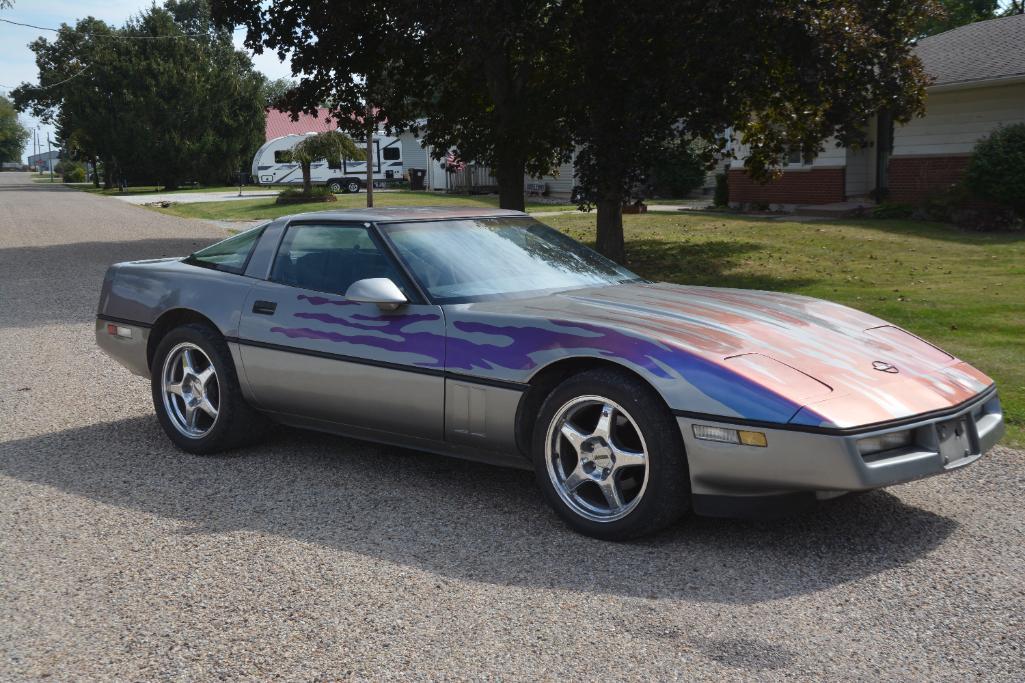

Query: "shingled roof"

xmin=915 ymin=13 xmax=1025 ymax=88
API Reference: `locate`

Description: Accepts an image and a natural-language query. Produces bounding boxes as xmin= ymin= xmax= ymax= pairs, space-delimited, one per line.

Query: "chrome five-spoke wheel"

xmin=545 ymin=395 xmax=649 ymax=523
xmin=161 ymin=342 xmax=220 ymax=438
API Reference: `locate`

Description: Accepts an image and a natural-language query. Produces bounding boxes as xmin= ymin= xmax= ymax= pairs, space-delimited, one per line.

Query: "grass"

xmin=541 ymin=212 xmax=1025 ymax=446
xmin=80 ymin=184 xmax=279 ymax=196
xmin=148 ymin=191 xmax=576 ymax=221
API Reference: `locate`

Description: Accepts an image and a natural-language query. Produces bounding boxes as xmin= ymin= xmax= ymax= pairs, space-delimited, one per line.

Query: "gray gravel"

xmin=1 ymin=171 xmax=1023 ymax=681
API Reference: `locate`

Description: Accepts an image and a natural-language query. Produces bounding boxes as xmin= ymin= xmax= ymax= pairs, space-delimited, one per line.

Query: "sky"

xmin=0 ymin=0 xmax=293 ymax=162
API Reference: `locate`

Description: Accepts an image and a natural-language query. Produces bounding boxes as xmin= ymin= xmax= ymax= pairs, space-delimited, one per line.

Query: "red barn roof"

xmin=264 ymin=107 xmax=338 ymax=140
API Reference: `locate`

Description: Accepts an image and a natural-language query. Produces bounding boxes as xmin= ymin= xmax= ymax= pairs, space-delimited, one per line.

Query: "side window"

xmin=274 ymin=150 xmax=292 ymax=164
xmin=272 ymin=224 xmax=407 ymax=297
xmin=188 ymin=226 xmax=264 ymax=274
xmin=382 ymin=146 xmax=401 ymax=161
xmin=328 ymin=158 xmax=342 ymax=170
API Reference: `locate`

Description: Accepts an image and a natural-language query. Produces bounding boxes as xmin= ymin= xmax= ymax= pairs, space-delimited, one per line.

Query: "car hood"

xmin=460 ymin=282 xmax=993 ymax=429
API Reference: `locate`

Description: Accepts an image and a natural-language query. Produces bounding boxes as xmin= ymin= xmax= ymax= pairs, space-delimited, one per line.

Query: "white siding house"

xmin=728 ymin=14 xmax=1025 ymax=206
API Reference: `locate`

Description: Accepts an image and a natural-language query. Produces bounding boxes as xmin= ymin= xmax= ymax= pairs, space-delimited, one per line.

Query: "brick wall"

xmin=887 ymin=155 xmax=970 ymax=204
xmin=727 ymin=168 xmax=845 ymax=205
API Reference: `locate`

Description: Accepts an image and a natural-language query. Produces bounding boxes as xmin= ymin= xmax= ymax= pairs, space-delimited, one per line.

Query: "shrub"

xmin=61 ymin=161 xmax=86 ymax=183
xmin=713 ymin=172 xmax=729 ymax=206
xmin=275 ymin=186 xmax=338 ymax=205
xmin=649 ymin=140 xmax=706 ymax=197
xmin=871 ymin=203 xmax=913 ymax=219
xmin=965 ymin=123 xmax=1025 ymax=216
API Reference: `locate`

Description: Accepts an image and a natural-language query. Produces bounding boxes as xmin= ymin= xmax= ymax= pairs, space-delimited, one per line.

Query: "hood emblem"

xmin=872 ymin=360 xmax=899 ymax=374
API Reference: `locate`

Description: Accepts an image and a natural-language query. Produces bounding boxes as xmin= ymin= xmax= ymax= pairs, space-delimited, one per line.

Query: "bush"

xmin=871 ymin=203 xmax=914 ymax=219
xmin=713 ymin=172 xmax=729 ymax=206
xmin=649 ymin=140 xmax=706 ymax=198
xmin=61 ymin=161 xmax=86 ymax=183
xmin=275 ymin=186 xmax=338 ymax=205
xmin=965 ymin=123 xmax=1025 ymax=216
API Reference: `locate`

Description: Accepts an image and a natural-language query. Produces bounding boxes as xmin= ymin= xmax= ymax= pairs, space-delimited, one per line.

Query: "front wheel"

xmin=532 ymin=368 xmax=691 ymax=540
xmin=345 ymin=179 xmax=361 ymax=193
xmin=326 ymin=179 xmax=343 ymax=193
xmin=151 ymin=323 xmax=264 ymax=455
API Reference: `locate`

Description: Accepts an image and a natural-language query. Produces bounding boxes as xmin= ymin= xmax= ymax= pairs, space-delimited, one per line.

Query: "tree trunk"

xmin=365 ymin=111 xmax=374 ymax=209
xmin=495 ymin=153 xmax=526 ymax=211
xmin=102 ymin=159 xmax=113 ymax=189
xmin=302 ymin=162 xmax=312 ymax=195
xmin=595 ymin=198 xmax=626 ymax=263
xmin=92 ymin=155 xmax=100 ymax=188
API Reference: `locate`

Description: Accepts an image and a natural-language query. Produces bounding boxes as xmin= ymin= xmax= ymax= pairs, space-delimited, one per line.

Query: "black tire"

xmin=532 ymin=367 xmax=691 ymax=540
xmin=150 ymin=323 xmax=265 ymax=455
xmin=345 ymin=179 xmax=361 ymax=193
xmin=326 ymin=179 xmax=343 ymax=193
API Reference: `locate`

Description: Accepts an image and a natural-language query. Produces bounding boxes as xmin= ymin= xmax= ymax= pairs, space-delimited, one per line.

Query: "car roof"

xmin=282 ymin=206 xmax=530 ymax=223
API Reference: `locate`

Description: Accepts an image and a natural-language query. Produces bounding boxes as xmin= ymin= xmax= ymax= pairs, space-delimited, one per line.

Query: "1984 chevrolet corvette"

xmin=96 ymin=207 xmax=1004 ymax=539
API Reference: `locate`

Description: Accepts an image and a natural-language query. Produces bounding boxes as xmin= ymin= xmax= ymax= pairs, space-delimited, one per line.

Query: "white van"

xmin=251 ymin=133 xmax=404 ymax=192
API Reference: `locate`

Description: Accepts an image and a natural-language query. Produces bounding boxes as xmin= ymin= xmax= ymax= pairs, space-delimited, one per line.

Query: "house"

xmin=264 ymin=107 xmax=338 ymax=140
xmin=728 ymin=14 xmax=1025 ymax=207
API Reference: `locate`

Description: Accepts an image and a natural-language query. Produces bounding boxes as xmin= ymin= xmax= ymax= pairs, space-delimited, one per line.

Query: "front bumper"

xmin=679 ymin=389 xmax=1003 ymax=512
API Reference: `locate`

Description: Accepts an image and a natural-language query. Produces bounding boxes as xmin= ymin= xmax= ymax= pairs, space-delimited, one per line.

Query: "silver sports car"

xmin=96 ymin=207 xmax=1004 ymax=539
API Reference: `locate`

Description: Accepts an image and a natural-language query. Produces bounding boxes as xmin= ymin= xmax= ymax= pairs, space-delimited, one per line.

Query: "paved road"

xmin=1 ymin=171 xmax=1023 ymax=680
xmin=110 ymin=187 xmax=400 ymax=205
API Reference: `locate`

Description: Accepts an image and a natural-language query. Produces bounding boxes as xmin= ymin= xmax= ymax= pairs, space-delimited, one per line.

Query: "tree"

xmin=14 ymin=0 xmax=266 ymax=189
xmin=282 ymin=130 xmax=364 ymax=195
xmin=263 ymin=77 xmax=297 ymax=108
xmin=211 ymin=0 xmax=573 ymax=211
xmin=0 ymin=96 xmax=29 ymax=164
xmin=566 ymin=0 xmax=932 ymax=261
xmin=919 ymin=0 xmax=1000 ymax=35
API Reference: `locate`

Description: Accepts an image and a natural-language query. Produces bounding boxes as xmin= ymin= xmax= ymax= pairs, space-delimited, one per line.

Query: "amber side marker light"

xmin=692 ymin=424 xmax=767 ymax=447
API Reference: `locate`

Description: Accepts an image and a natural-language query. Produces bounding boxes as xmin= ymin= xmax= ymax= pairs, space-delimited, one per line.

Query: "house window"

xmin=382 ymin=147 xmax=401 ymax=161
xmin=783 ymin=148 xmax=804 ymax=166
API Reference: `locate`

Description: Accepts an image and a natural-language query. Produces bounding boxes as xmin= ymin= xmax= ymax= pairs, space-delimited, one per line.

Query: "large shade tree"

xmin=14 ymin=0 xmax=266 ymax=189
xmin=566 ymin=0 xmax=933 ymax=260
xmin=0 ymin=96 xmax=30 ymax=165
xmin=211 ymin=0 xmax=573 ymax=211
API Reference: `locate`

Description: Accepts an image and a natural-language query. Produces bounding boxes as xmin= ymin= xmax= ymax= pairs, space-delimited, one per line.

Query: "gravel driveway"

xmin=1 ymin=172 xmax=1023 ymax=680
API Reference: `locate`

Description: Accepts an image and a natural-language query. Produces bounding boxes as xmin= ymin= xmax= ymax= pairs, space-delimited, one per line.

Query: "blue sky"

xmin=1 ymin=1 xmax=292 ymax=161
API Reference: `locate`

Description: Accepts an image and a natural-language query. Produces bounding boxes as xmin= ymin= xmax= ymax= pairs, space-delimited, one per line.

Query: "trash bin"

xmin=409 ymin=168 xmax=427 ymax=191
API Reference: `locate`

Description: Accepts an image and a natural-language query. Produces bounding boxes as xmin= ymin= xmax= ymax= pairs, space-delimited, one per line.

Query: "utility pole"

xmin=47 ymin=133 xmax=53 ymax=182
xmin=365 ymin=102 xmax=374 ymax=209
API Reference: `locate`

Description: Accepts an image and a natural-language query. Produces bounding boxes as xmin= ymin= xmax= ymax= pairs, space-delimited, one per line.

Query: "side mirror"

xmin=344 ymin=277 xmax=408 ymax=311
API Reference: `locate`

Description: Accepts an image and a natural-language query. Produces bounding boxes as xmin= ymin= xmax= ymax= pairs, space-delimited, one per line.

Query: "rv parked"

xmin=251 ymin=133 xmax=404 ymax=192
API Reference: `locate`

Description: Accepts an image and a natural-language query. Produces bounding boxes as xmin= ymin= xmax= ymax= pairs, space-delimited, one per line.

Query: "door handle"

xmin=252 ymin=300 xmax=277 ymax=315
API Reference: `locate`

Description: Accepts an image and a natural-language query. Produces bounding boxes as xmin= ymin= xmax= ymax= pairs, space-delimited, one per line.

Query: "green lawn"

xmin=149 ymin=191 xmax=576 ymax=221
xmin=540 ymin=212 xmax=1025 ymax=446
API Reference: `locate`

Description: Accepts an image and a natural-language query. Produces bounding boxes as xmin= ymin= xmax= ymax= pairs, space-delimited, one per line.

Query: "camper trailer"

xmin=251 ymin=133 xmax=404 ymax=192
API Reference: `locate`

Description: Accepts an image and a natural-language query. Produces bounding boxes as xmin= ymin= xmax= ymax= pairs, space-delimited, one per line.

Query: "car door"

xmin=237 ymin=221 xmax=446 ymax=440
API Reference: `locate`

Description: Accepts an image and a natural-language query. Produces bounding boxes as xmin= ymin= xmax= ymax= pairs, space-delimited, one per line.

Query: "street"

xmin=1 ymin=171 xmax=1023 ymax=680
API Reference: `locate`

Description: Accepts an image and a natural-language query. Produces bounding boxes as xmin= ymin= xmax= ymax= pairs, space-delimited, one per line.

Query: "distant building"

xmin=27 ymin=150 xmax=60 ymax=172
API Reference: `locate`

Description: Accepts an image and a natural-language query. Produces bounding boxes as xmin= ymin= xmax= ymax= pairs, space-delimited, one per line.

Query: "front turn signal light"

xmin=693 ymin=425 xmax=767 ymax=448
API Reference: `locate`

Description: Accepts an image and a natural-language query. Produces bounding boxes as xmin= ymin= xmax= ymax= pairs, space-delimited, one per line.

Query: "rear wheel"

xmin=345 ymin=179 xmax=361 ymax=193
xmin=151 ymin=323 xmax=264 ymax=454
xmin=326 ymin=179 xmax=343 ymax=193
xmin=533 ymin=368 xmax=690 ymax=539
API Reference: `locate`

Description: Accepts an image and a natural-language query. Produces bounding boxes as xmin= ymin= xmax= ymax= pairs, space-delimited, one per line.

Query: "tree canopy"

xmin=14 ymin=0 xmax=266 ymax=189
xmin=0 ymin=96 xmax=30 ymax=165
xmin=218 ymin=0 xmax=931 ymax=260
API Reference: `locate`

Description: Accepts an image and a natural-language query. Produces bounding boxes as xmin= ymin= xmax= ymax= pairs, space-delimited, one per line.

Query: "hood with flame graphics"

xmin=270 ymin=283 xmax=993 ymax=430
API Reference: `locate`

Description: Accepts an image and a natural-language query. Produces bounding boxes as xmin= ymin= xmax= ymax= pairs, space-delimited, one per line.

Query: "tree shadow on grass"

xmin=0 ymin=416 xmax=957 ymax=605
xmin=819 ymin=218 xmax=1025 ymax=246
xmin=625 ymin=239 xmax=818 ymax=291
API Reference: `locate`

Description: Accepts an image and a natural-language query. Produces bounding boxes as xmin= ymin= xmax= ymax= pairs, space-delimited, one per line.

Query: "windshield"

xmin=380 ymin=217 xmax=640 ymax=302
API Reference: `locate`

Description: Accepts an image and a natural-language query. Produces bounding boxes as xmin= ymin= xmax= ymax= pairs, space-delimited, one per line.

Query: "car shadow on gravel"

xmin=0 ymin=417 xmax=958 ymax=604
xmin=0 ymin=238 xmax=222 ymax=328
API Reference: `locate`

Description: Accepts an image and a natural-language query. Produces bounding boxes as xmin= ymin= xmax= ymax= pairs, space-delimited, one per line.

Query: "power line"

xmin=0 ymin=17 xmax=244 ymax=40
